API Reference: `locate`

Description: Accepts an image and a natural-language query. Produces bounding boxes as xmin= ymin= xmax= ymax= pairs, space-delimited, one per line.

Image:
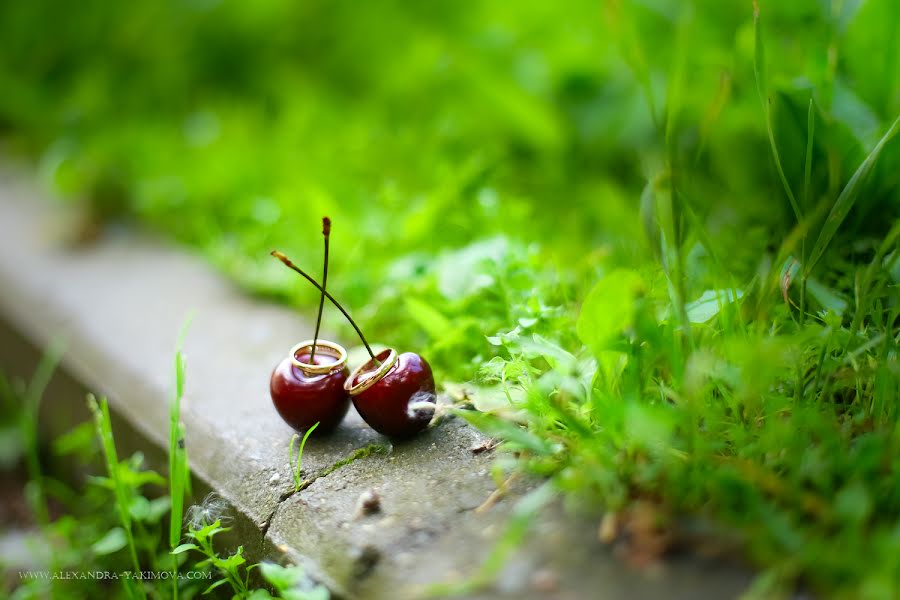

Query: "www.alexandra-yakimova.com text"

xmin=19 ymin=570 xmax=213 ymax=581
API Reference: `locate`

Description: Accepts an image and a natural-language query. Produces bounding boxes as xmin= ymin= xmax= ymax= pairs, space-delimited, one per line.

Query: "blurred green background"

xmin=1 ymin=1 xmax=899 ymax=597
xmin=1 ymin=0 xmax=897 ymax=368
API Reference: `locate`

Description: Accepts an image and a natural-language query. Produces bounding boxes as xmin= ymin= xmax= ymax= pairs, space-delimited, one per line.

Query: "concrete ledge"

xmin=0 ymin=165 xmax=751 ymax=599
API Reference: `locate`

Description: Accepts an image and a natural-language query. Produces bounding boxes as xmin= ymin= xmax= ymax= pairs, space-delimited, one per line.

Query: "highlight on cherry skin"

xmin=345 ymin=348 xmax=437 ymax=439
xmin=270 ymin=340 xmax=350 ymax=433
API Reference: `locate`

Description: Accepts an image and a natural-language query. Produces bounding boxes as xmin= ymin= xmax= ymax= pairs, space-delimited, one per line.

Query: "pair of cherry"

xmin=269 ymin=219 xmax=436 ymax=439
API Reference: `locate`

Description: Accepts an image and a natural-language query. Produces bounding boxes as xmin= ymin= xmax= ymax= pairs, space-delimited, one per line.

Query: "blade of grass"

xmin=803 ymin=98 xmax=816 ymax=212
xmin=766 ymin=194 xmax=833 ymax=311
xmin=798 ymin=98 xmax=816 ymax=327
xmin=169 ymin=317 xmax=193 ymax=548
xmin=22 ymin=339 xmax=64 ymax=527
xmin=666 ymin=8 xmax=693 ymax=354
xmin=806 ymin=114 xmax=900 ymax=274
xmin=845 ymin=219 xmax=900 ymax=350
xmin=664 ymin=5 xmax=690 ymax=155
xmin=753 ymin=1 xmax=802 ymax=222
xmin=605 ymin=0 xmax=659 ymax=129
xmin=694 ymin=72 xmax=732 ymax=164
xmin=176 ymin=316 xmax=193 ymax=497
xmin=641 ymin=174 xmax=688 ymax=374
xmin=88 ymin=394 xmax=146 ymax=600
xmin=20 ymin=340 xmax=64 ymax=599
xmin=169 ymin=316 xmax=193 ymax=600
xmin=660 ymin=184 xmax=692 ymax=352
xmin=168 ymin=351 xmax=188 ymax=547
xmin=291 ymin=422 xmax=319 ymax=492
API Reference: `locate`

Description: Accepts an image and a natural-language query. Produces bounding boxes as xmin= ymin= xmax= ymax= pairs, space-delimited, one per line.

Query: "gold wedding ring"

xmin=289 ymin=339 xmax=348 ymax=375
xmin=344 ymin=349 xmax=399 ymax=396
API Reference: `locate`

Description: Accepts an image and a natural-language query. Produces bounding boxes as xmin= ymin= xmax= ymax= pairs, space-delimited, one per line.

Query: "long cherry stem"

xmin=309 ymin=217 xmax=331 ymax=362
xmin=271 ymin=250 xmax=379 ymax=363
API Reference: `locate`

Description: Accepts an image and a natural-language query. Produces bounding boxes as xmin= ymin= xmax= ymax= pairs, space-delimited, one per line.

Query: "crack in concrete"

xmin=261 ymin=443 xmax=391 ymax=537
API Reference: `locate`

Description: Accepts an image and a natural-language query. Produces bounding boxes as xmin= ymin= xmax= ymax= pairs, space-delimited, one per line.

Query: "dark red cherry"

xmin=271 ymin=246 xmax=438 ymax=438
xmin=346 ymin=349 xmax=436 ymax=439
xmin=270 ymin=346 xmax=350 ymax=433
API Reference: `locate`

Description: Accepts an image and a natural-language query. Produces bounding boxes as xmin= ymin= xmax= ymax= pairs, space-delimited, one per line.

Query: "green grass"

xmin=88 ymin=394 xmax=147 ymax=600
xmin=3 ymin=350 xmax=330 ymax=600
xmin=168 ymin=319 xmax=192 ymax=599
xmin=21 ymin=340 xmax=64 ymax=529
xmin=0 ymin=0 xmax=899 ymax=597
xmin=289 ymin=422 xmax=319 ymax=492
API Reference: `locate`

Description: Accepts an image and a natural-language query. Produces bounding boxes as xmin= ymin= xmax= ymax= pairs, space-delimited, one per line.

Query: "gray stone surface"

xmin=0 ymin=165 xmax=752 ymax=599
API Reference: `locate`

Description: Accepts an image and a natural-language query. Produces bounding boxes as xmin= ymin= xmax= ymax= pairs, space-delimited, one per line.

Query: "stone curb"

xmin=0 ymin=165 xmax=751 ymax=599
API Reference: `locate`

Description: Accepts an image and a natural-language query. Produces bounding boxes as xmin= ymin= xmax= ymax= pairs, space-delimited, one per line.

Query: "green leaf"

xmin=486 ymin=325 xmax=521 ymax=347
xmin=516 ymin=334 xmax=577 ymax=371
xmin=52 ymin=421 xmax=96 ymax=458
xmin=831 ymin=79 xmax=881 ymax=150
xmin=217 ymin=548 xmax=246 ymax=571
xmin=576 ymin=269 xmax=644 ymax=357
xmin=685 ymin=289 xmax=744 ymax=323
xmin=128 ymin=495 xmax=150 ymax=521
xmin=118 ymin=461 xmax=166 ymax=488
xmin=259 ymin=562 xmax=331 ymax=599
xmin=806 ymin=277 xmax=848 ymax=316
xmin=202 ymin=578 xmax=229 ymax=595
xmin=466 ymin=384 xmax=525 ymax=418
xmin=259 ymin=562 xmax=295 ymax=590
xmin=87 ymin=475 xmax=114 ymax=490
xmin=92 ymin=527 xmax=127 ymax=555
xmin=171 ymin=543 xmax=198 ymax=555
xmin=807 ymin=115 xmax=900 ymax=273
xmin=188 ymin=519 xmax=226 ymax=542
xmin=146 ymin=495 xmax=171 ymax=524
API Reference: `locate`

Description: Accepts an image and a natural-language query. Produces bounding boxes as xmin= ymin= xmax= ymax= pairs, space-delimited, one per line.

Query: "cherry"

xmin=271 ymin=240 xmax=437 ymax=439
xmin=270 ymin=217 xmax=350 ymax=433
xmin=270 ymin=343 xmax=350 ymax=432
xmin=345 ymin=349 xmax=436 ymax=439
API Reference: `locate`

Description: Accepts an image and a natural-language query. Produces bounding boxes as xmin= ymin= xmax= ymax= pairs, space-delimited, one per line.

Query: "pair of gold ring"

xmin=289 ymin=339 xmax=398 ymax=396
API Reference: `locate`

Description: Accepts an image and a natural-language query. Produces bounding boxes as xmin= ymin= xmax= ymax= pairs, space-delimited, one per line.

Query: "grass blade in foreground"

xmin=290 ymin=421 xmax=320 ymax=492
xmin=806 ymin=114 xmax=900 ymax=274
xmin=22 ymin=339 xmax=64 ymax=527
xmin=88 ymin=394 xmax=147 ymax=600
xmin=753 ymin=1 xmax=801 ymax=222
xmin=169 ymin=316 xmax=193 ymax=599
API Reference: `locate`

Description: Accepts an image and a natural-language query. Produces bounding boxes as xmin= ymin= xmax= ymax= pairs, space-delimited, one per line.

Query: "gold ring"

xmin=289 ymin=339 xmax=348 ymax=375
xmin=344 ymin=349 xmax=398 ymax=396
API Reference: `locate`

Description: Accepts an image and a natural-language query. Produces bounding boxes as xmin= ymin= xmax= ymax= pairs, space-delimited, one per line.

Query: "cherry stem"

xmin=309 ymin=217 xmax=331 ymax=363
xmin=271 ymin=250 xmax=380 ymax=364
